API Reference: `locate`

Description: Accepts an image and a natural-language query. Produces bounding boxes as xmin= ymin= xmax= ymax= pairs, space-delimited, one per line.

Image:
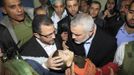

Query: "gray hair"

xmin=50 ymin=0 xmax=65 ymax=5
xmin=71 ymin=13 xmax=96 ymax=32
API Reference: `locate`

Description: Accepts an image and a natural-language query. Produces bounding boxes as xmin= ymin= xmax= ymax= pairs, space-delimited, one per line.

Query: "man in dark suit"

xmin=20 ymin=15 xmax=64 ymax=75
xmin=67 ymin=13 xmax=117 ymax=67
xmin=89 ymin=1 xmax=105 ymax=29
xmin=57 ymin=0 xmax=79 ymax=39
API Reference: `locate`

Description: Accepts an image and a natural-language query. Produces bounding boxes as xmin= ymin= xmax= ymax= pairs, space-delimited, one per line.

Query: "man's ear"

xmin=34 ymin=33 xmax=40 ymax=38
xmin=1 ymin=7 xmax=7 ymax=14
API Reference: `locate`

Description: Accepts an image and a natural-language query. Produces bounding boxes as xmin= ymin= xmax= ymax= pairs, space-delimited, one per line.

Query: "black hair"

xmin=128 ymin=1 xmax=134 ymax=11
xmin=104 ymin=0 xmax=118 ymax=14
xmin=32 ymin=14 xmax=53 ymax=33
xmin=91 ymin=1 xmax=101 ymax=10
xmin=65 ymin=0 xmax=80 ymax=5
xmin=0 ymin=0 xmax=4 ymax=7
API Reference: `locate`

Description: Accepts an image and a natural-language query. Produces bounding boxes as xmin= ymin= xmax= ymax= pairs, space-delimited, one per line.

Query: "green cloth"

xmin=14 ymin=15 xmax=32 ymax=46
xmin=118 ymin=41 xmax=134 ymax=75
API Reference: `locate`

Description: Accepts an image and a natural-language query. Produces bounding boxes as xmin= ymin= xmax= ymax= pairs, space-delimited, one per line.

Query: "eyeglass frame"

xmin=38 ymin=30 xmax=56 ymax=38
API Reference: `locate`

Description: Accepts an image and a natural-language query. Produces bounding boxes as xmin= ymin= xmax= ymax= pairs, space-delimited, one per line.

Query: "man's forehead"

xmin=4 ymin=0 xmax=21 ymax=6
xmin=130 ymin=3 xmax=134 ymax=10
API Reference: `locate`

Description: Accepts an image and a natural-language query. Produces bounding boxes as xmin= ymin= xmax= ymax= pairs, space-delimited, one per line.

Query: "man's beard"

xmin=126 ymin=18 xmax=134 ymax=28
xmin=75 ymin=35 xmax=90 ymax=44
xmin=41 ymin=39 xmax=55 ymax=45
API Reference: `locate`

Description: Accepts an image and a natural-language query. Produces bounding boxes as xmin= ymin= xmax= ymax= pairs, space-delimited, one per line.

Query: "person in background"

xmin=100 ymin=0 xmax=118 ymax=19
xmin=57 ymin=0 xmax=80 ymax=46
xmin=79 ymin=0 xmax=90 ymax=14
xmin=116 ymin=1 xmax=134 ymax=46
xmin=99 ymin=0 xmax=123 ymax=37
xmin=34 ymin=6 xmax=48 ymax=16
xmin=0 ymin=0 xmax=33 ymax=47
xmin=89 ymin=1 xmax=105 ymax=29
xmin=50 ymin=0 xmax=67 ymax=30
xmin=119 ymin=0 xmax=132 ymax=21
xmin=36 ymin=0 xmax=53 ymax=17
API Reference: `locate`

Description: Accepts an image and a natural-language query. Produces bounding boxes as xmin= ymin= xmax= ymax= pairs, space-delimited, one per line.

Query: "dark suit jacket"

xmin=94 ymin=17 xmax=105 ymax=29
xmin=20 ymin=36 xmax=63 ymax=58
xmin=67 ymin=28 xmax=117 ymax=67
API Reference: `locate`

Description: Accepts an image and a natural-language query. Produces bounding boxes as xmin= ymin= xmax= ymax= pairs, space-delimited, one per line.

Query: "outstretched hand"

xmin=47 ymin=56 xmax=64 ymax=70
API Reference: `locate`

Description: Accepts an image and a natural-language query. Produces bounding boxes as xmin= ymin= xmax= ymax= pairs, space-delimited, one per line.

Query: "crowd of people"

xmin=0 ymin=0 xmax=134 ymax=75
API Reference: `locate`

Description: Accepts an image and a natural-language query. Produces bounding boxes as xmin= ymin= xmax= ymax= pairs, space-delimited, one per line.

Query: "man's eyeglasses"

xmin=38 ymin=31 xmax=56 ymax=38
xmin=128 ymin=9 xmax=134 ymax=14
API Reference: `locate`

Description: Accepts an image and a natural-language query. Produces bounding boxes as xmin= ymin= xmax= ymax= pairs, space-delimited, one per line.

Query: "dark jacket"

xmin=20 ymin=36 xmax=63 ymax=58
xmin=67 ymin=27 xmax=117 ymax=67
xmin=103 ymin=14 xmax=124 ymax=37
xmin=94 ymin=17 xmax=105 ymax=29
xmin=0 ymin=25 xmax=17 ymax=51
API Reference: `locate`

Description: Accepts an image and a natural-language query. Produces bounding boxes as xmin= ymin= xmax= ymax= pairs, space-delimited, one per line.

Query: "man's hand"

xmin=60 ymin=50 xmax=74 ymax=67
xmin=47 ymin=56 xmax=64 ymax=70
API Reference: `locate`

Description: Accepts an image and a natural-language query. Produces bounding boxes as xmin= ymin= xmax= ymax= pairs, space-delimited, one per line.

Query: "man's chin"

xmin=49 ymin=41 xmax=55 ymax=45
xmin=75 ymin=41 xmax=82 ymax=44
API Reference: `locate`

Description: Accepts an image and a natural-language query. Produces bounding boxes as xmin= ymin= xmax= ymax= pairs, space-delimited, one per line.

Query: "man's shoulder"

xmin=0 ymin=24 xmax=6 ymax=30
xmin=58 ymin=16 xmax=70 ymax=24
xmin=0 ymin=16 xmax=10 ymax=26
xmin=97 ymin=28 xmax=116 ymax=38
xmin=94 ymin=28 xmax=117 ymax=46
xmin=20 ymin=37 xmax=37 ymax=49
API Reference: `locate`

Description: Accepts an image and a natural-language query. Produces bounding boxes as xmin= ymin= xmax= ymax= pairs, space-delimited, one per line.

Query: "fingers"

xmin=108 ymin=67 xmax=114 ymax=75
xmin=47 ymin=56 xmax=64 ymax=70
xmin=62 ymin=41 xmax=69 ymax=50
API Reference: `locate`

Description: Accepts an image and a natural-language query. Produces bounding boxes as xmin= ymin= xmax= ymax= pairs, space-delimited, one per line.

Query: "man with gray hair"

xmin=67 ymin=13 xmax=117 ymax=67
xmin=50 ymin=0 xmax=67 ymax=30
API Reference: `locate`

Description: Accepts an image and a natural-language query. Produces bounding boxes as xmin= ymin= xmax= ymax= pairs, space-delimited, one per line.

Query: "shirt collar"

xmin=120 ymin=23 xmax=126 ymax=31
xmin=36 ymin=38 xmax=55 ymax=47
xmin=119 ymin=23 xmax=134 ymax=37
xmin=52 ymin=10 xmax=67 ymax=20
xmin=85 ymin=25 xmax=96 ymax=44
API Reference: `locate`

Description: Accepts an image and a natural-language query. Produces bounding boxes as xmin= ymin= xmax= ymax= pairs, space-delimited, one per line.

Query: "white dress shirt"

xmin=22 ymin=38 xmax=57 ymax=69
xmin=51 ymin=10 xmax=67 ymax=30
xmin=113 ymin=42 xmax=128 ymax=66
xmin=84 ymin=26 xmax=96 ymax=56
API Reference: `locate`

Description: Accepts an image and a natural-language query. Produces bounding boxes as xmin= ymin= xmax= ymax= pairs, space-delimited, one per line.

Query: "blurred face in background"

xmin=53 ymin=1 xmax=65 ymax=17
xmin=34 ymin=8 xmax=47 ymax=16
xmin=106 ymin=0 xmax=115 ymax=11
xmin=66 ymin=0 xmax=79 ymax=16
xmin=89 ymin=3 xmax=100 ymax=18
xmin=2 ymin=0 xmax=25 ymax=23
xmin=80 ymin=0 xmax=89 ymax=13
xmin=120 ymin=0 xmax=132 ymax=17
xmin=126 ymin=2 xmax=134 ymax=28
xmin=39 ymin=0 xmax=48 ymax=5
